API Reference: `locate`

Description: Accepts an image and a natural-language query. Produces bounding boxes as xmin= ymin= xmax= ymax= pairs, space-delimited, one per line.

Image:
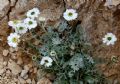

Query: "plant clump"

xmin=7 ymin=8 xmax=109 ymax=84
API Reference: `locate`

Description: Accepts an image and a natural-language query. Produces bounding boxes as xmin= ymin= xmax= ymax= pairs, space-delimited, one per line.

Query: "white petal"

xmin=45 ymin=63 xmax=52 ymax=67
xmin=7 ymin=33 xmax=20 ymax=47
xmin=40 ymin=56 xmax=53 ymax=67
xmin=40 ymin=60 xmax=45 ymax=65
xmin=15 ymin=23 xmax=28 ymax=34
xmin=63 ymin=9 xmax=78 ymax=21
xmin=26 ymin=8 xmax=40 ymax=19
xmin=24 ymin=18 xmax=37 ymax=30
xmin=102 ymin=33 xmax=117 ymax=45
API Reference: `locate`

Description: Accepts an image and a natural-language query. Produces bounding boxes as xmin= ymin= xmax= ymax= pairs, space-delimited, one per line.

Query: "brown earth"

xmin=0 ymin=0 xmax=120 ymax=84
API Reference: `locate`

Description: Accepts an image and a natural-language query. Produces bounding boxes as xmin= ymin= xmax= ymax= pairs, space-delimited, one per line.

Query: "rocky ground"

xmin=1 ymin=47 xmax=52 ymax=84
xmin=0 ymin=0 xmax=55 ymax=84
xmin=0 ymin=0 xmax=120 ymax=84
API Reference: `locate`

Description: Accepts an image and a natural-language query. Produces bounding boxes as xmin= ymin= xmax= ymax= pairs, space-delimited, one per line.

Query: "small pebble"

xmin=33 ymin=67 xmax=37 ymax=73
xmin=26 ymin=78 xmax=32 ymax=84
xmin=17 ymin=57 xmax=23 ymax=65
xmin=3 ymin=61 xmax=7 ymax=66
xmin=18 ymin=77 xmax=26 ymax=84
xmin=24 ymin=65 xmax=29 ymax=71
xmin=9 ymin=47 xmax=15 ymax=53
xmin=20 ymin=70 xmax=28 ymax=78
xmin=3 ymin=50 xmax=9 ymax=56
xmin=24 ymin=75 xmax=28 ymax=79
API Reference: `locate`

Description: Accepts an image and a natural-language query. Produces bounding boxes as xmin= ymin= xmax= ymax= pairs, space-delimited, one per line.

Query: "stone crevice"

xmin=7 ymin=0 xmax=18 ymax=21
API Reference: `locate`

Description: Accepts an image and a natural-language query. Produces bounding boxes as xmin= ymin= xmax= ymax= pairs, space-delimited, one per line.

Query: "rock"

xmin=17 ymin=57 xmax=23 ymax=65
xmin=0 ymin=0 xmax=10 ymax=19
xmin=33 ymin=67 xmax=37 ymax=73
xmin=18 ymin=77 xmax=26 ymax=84
xmin=6 ymin=69 xmax=11 ymax=74
xmin=8 ymin=59 xmax=22 ymax=75
xmin=3 ymin=50 xmax=9 ymax=56
xmin=2 ymin=72 xmax=6 ymax=77
xmin=29 ymin=68 xmax=33 ymax=73
xmin=32 ymin=79 xmax=36 ymax=84
xmin=113 ymin=79 xmax=118 ymax=84
xmin=26 ymin=79 xmax=32 ymax=84
xmin=104 ymin=0 xmax=120 ymax=7
xmin=10 ymin=0 xmax=16 ymax=6
xmin=0 ymin=69 xmax=5 ymax=75
xmin=17 ymin=80 xmax=21 ymax=84
xmin=24 ymin=65 xmax=30 ymax=71
xmin=23 ymin=75 xmax=28 ymax=79
xmin=9 ymin=0 xmax=34 ymax=20
xmin=37 ymin=69 xmax=46 ymax=79
xmin=11 ymin=53 xmax=17 ymax=60
xmin=0 ymin=57 xmax=4 ymax=69
xmin=9 ymin=0 xmax=64 ymax=22
xmin=3 ymin=61 xmax=7 ymax=66
xmin=14 ymin=47 xmax=18 ymax=51
xmin=5 ymin=69 xmax=11 ymax=76
xmin=104 ymin=69 xmax=118 ymax=77
xmin=20 ymin=70 xmax=28 ymax=78
xmin=10 ymin=53 xmax=17 ymax=59
xmin=37 ymin=78 xmax=52 ymax=84
xmin=9 ymin=47 xmax=15 ymax=53
xmin=16 ymin=51 xmax=22 ymax=59
xmin=11 ymin=55 xmax=17 ymax=60
xmin=28 ymin=63 xmax=33 ymax=69
xmin=65 ymin=0 xmax=85 ymax=9
xmin=0 ymin=64 xmax=3 ymax=70
xmin=13 ymin=78 xmax=18 ymax=82
xmin=0 ymin=16 xmax=9 ymax=41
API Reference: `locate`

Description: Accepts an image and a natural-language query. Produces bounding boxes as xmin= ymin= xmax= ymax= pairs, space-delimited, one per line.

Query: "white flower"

xmin=26 ymin=8 xmax=40 ymax=19
xmin=24 ymin=18 xmax=37 ymax=30
xmin=15 ymin=23 xmax=28 ymax=34
xmin=50 ymin=50 xmax=57 ymax=57
xmin=8 ymin=20 xmax=21 ymax=28
xmin=102 ymin=33 xmax=117 ymax=45
xmin=39 ymin=16 xmax=46 ymax=22
xmin=40 ymin=56 xmax=53 ymax=67
xmin=7 ymin=33 xmax=20 ymax=47
xmin=63 ymin=9 xmax=78 ymax=21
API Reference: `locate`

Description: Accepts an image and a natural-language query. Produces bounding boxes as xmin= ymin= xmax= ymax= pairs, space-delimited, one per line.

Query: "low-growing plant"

xmin=7 ymin=8 xmax=108 ymax=84
xmin=28 ymin=21 xmax=106 ymax=84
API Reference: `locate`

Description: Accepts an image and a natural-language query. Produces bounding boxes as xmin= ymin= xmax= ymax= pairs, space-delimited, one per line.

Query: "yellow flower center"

xmin=68 ymin=12 xmax=73 ymax=16
xmin=12 ymin=37 xmax=18 ymax=43
xmin=19 ymin=27 xmax=24 ymax=30
xmin=13 ymin=20 xmax=19 ymax=24
xmin=29 ymin=21 xmax=33 ymax=25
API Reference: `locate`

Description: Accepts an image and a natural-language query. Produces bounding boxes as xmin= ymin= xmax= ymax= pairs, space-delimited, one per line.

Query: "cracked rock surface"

xmin=0 ymin=0 xmax=10 ymax=19
xmin=0 ymin=0 xmax=61 ymax=83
